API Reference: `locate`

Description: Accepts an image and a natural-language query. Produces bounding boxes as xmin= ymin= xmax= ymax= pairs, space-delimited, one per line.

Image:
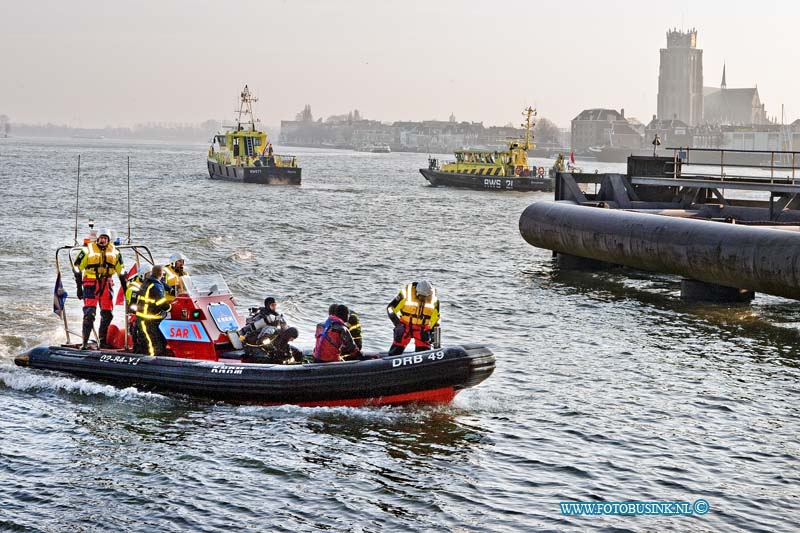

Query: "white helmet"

xmin=169 ymin=252 xmax=186 ymax=265
xmin=97 ymin=228 xmax=112 ymax=240
xmin=416 ymin=280 xmax=433 ymax=297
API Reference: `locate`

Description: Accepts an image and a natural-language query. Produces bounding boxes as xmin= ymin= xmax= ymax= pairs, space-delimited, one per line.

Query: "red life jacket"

xmin=313 ymin=315 xmax=347 ymax=362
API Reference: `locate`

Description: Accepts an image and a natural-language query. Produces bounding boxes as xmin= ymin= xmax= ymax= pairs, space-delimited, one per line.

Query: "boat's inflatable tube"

xmin=15 ymin=344 xmax=495 ymax=407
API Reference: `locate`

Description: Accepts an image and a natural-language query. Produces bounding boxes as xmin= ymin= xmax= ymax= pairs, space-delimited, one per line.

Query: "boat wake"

xmin=0 ymin=364 xmax=166 ymax=402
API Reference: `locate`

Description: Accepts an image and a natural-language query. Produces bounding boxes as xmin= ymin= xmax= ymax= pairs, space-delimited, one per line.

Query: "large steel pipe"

xmin=519 ymin=201 xmax=800 ymax=300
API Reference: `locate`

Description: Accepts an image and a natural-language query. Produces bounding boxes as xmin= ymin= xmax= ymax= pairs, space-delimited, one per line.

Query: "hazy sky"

xmin=1 ymin=0 xmax=796 ymax=129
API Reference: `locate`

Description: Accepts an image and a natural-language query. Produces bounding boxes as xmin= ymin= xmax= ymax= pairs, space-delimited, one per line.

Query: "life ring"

xmin=537 ymin=166 xmax=545 ymax=177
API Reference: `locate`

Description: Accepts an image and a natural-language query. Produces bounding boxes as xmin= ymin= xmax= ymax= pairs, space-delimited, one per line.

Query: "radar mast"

xmin=235 ymin=85 xmax=260 ymax=131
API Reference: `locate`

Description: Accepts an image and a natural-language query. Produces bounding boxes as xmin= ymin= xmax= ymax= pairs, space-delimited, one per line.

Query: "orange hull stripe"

xmin=264 ymin=386 xmax=458 ymax=407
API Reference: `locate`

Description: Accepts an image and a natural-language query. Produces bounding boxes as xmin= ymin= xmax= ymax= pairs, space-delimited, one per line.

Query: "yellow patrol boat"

xmin=207 ymin=85 xmax=301 ymax=185
xmin=419 ymin=107 xmax=553 ymax=192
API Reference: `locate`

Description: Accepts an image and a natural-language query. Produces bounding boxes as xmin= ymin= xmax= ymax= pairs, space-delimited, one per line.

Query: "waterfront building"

xmin=570 ymin=108 xmax=643 ymax=152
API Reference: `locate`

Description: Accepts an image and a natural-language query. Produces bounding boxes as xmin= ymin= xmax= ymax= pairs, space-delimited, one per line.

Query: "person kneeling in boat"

xmin=239 ymin=296 xmax=288 ymax=344
xmin=387 ymin=280 xmax=440 ymax=355
xmin=242 ymin=326 xmax=301 ymax=364
xmin=313 ymin=304 xmax=361 ymax=363
xmin=240 ymin=297 xmax=300 ymax=362
xmin=134 ymin=265 xmax=172 ymax=356
xmin=73 ymin=228 xmax=128 ymax=349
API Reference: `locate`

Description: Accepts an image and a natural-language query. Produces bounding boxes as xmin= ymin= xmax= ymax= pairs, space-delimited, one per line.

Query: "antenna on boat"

xmin=126 ymin=156 xmax=131 ymax=244
xmin=521 ymin=106 xmax=537 ymax=151
xmin=73 ymin=155 xmax=81 ymax=246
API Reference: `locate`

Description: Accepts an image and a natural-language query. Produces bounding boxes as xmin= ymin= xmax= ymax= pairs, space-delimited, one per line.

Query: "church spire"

xmin=721 ymin=63 xmax=727 ymax=89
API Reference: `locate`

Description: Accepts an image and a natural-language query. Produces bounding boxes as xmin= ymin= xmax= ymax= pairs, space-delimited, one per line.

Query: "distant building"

xmin=657 ymin=28 xmax=704 ymax=126
xmin=703 ymin=65 xmax=769 ymax=125
xmin=645 ymin=115 xmax=692 ymax=148
xmin=571 ymin=108 xmax=643 ymax=152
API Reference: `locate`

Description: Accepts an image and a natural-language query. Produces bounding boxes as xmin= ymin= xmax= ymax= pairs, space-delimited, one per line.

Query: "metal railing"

xmin=668 ymin=147 xmax=800 ymax=182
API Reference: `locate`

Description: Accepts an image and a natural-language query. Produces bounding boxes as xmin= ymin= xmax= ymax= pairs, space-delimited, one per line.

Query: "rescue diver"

xmin=73 ymin=228 xmax=127 ymax=349
xmin=242 ymin=326 xmax=302 ymax=364
xmin=240 ymin=297 xmax=288 ymax=341
xmin=239 ymin=297 xmax=293 ymax=359
xmin=313 ymin=304 xmax=360 ymax=363
xmin=134 ymin=265 xmax=172 ymax=356
xmin=164 ymin=252 xmax=188 ymax=299
xmin=387 ymin=280 xmax=440 ymax=355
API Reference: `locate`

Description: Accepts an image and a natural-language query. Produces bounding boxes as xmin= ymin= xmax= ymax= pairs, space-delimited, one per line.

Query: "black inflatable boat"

xmin=15 ymin=344 xmax=495 ymax=406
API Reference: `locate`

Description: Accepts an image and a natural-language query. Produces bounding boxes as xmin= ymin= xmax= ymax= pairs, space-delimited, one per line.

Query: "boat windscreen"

xmin=183 ymin=273 xmax=232 ymax=297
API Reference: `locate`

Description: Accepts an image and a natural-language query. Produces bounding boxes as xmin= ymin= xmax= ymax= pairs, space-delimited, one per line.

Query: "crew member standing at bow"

xmin=164 ymin=252 xmax=188 ymax=300
xmin=73 ymin=228 xmax=127 ymax=349
xmin=134 ymin=265 xmax=172 ymax=356
xmin=386 ymin=280 xmax=439 ymax=355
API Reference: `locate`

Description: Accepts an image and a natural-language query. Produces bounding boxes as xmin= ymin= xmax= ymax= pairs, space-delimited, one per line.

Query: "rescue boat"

xmin=207 ymin=85 xmax=302 ymax=185
xmin=419 ymin=107 xmax=554 ymax=192
xmin=15 ymin=241 xmax=494 ymax=407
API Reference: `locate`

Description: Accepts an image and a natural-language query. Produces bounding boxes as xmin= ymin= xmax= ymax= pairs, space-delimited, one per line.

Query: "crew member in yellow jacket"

xmin=73 ymin=228 xmax=127 ymax=349
xmin=386 ymin=280 xmax=439 ymax=355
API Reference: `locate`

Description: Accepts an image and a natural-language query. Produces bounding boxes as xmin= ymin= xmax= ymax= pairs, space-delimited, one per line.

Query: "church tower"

xmin=657 ymin=29 xmax=704 ymax=126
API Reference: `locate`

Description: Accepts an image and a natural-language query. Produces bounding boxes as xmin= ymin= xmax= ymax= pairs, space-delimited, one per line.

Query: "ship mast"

xmin=235 ymin=85 xmax=260 ymax=131
xmin=521 ymin=106 xmax=537 ymax=150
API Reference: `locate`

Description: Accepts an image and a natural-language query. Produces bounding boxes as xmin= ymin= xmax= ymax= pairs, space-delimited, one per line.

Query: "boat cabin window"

xmin=215 ymin=135 xmax=226 ymax=145
xmin=182 ymin=273 xmax=232 ymax=298
xmin=455 ymin=153 xmax=464 ymax=163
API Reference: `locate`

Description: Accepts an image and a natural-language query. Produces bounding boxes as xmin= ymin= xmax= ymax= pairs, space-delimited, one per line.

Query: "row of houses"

xmin=279 ymin=118 xmax=534 ymax=153
xmin=281 ymin=107 xmax=796 ymax=156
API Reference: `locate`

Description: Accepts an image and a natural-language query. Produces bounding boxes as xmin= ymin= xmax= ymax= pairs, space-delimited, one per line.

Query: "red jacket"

xmin=313 ymin=315 xmax=358 ymax=362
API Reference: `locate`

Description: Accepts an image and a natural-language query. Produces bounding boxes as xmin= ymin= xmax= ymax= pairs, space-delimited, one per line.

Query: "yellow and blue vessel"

xmin=419 ymin=107 xmax=553 ymax=192
xmin=207 ymin=85 xmax=301 ymax=185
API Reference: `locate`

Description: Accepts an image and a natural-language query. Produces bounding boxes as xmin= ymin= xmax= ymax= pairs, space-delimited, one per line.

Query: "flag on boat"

xmin=53 ymin=273 xmax=67 ymax=318
xmin=115 ymin=263 xmax=138 ymax=306
xmin=570 ymin=151 xmax=576 ymax=165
